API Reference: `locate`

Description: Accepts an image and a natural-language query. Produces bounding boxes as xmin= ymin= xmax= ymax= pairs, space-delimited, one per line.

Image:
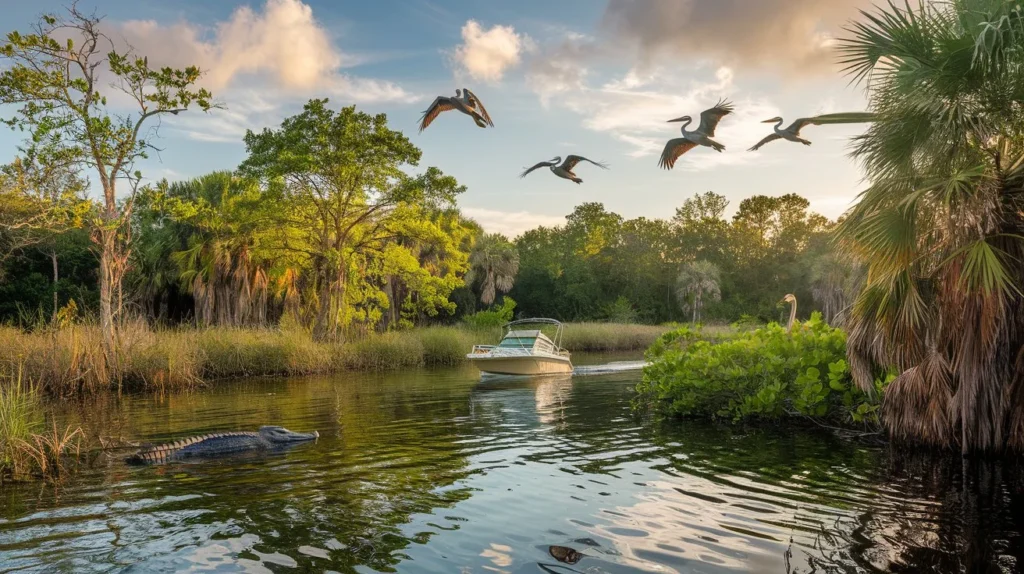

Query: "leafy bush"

xmin=462 ymin=297 xmax=516 ymax=329
xmin=638 ymin=313 xmax=890 ymax=426
xmin=601 ymin=296 xmax=638 ymax=324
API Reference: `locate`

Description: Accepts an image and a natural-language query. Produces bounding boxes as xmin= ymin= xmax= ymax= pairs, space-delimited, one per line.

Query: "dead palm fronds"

xmin=837 ymin=0 xmax=1024 ymax=453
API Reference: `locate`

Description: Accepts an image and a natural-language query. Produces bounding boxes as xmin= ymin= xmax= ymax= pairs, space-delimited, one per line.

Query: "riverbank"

xmin=0 ymin=322 xmax=674 ymax=394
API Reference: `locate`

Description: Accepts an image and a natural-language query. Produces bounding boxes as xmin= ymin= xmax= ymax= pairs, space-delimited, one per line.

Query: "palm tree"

xmin=164 ymin=172 xmax=275 ymax=327
xmin=808 ymin=251 xmax=863 ymax=326
xmin=676 ymin=260 xmax=721 ymax=324
xmin=467 ymin=233 xmax=519 ymax=306
xmin=836 ymin=0 xmax=1024 ymax=453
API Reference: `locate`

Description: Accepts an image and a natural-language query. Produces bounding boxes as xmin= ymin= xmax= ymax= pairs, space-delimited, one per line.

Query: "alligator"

xmin=125 ymin=426 xmax=319 ymax=465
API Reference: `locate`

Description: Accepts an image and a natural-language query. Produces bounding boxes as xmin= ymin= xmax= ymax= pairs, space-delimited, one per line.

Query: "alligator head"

xmin=258 ymin=425 xmax=320 ymax=443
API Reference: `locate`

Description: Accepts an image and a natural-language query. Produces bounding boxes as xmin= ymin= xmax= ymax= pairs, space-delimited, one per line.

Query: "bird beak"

xmin=667 ymin=116 xmax=687 ymax=123
xmin=762 ymin=118 xmax=779 ymax=123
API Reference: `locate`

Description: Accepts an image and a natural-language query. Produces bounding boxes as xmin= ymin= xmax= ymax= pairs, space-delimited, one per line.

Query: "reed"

xmin=0 ymin=321 xmax=664 ymax=392
xmin=0 ymin=366 xmax=83 ymax=482
xmin=560 ymin=322 xmax=674 ymax=352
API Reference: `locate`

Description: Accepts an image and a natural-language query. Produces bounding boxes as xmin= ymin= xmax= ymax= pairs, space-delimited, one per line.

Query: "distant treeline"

xmin=1 ymin=170 xmax=857 ymax=329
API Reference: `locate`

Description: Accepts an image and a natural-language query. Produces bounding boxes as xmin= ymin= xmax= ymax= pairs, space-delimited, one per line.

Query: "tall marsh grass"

xmin=0 ymin=366 xmax=83 ymax=482
xmin=560 ymin=323 xmax=674 ymax=352
xmin=0 ymin=321 xmax=667 ymax=394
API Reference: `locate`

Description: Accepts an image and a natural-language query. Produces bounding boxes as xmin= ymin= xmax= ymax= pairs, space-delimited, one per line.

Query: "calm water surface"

xmin=1 ymin=354 xmax=1023 ymax=573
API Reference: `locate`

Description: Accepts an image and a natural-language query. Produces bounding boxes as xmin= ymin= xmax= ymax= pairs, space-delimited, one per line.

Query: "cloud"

xmin=451 ymin=20 xmax=531 ymax=83
xmin=97 ymin=0 xmax=418 ymax=144
xmin=525 ymin=33 xmax=598 ymax=106
xmin=599 ymin=0 xmax=869 ymax=77
xmin=462 ymin=207 xmax=566 ymax=238
xmin=531 ymin=64 xmax=783 ymax=171
xmin=111 ymin=0 xmax=414 ymax=101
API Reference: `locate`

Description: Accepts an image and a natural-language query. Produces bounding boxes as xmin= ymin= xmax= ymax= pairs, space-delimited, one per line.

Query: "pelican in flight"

xmin=658 ymin=99 xmax=734 ymax=170
xmin=520 ymin=155 xmax=609 ymax=184
xmin=418 ymin=88 xmax=494 ymax=133
xmin=748 ymin=112 xmax=877 ymax=151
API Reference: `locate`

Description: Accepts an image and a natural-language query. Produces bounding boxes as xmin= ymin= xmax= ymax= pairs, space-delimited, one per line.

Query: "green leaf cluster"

xmin=638 ymin=313 xmax=889 ymax=426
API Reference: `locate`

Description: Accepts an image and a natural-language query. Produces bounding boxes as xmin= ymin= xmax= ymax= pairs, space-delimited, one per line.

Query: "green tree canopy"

xmin=237 ymin=99 xmax=467 ymax=339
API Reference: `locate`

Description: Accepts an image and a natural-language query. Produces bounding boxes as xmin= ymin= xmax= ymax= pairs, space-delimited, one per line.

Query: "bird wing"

xmin=520 ymin=160 xmax=553 ymax=178
xmin=562 ymin=155 xmax=609 ymax=171
xmin=747 ymin=133 xmax=782 ymax=151
xmin=788 ymin=112 xmax=878 ymax=133
xmin=658 ymin=138 xmax=697 ymax=170
xmin=418 ymin=96 xmax=456 ymax=132
xmin=463 ymin=89 xmax=494 ymax=127
xmin=697 ymin=98 xmax=735 ymax=136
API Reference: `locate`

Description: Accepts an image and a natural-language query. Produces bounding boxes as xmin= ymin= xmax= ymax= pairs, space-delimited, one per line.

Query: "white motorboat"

xmin=467 ymin=318 xmax=573 ymax=376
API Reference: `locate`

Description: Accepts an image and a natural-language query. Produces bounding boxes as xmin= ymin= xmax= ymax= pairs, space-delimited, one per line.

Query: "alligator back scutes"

xmin=128 ymin=432 xmax=259 ymax=464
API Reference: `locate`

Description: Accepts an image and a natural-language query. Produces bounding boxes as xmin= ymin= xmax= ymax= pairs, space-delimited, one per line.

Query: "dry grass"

xmin=0 ymin=321 xmax=661 ymax=392
xmin=0 ymin=366 xmax=83 ymax=482
xmin=560 ymin=322 xmax=676 ymax=352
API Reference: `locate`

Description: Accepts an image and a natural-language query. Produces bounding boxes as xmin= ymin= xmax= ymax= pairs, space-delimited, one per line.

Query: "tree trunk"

xmin=313 ymin=266 xmax=347 ymax=342
xmin=98 ymin=228 xmax=117 ymax=373
xmin=50 ymin=250 xmax=59 ymax=322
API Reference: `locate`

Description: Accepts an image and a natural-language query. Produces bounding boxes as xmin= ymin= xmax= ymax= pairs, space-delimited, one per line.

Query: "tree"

xmin=0 ymin=4 xmax=215 ymax=366
xmin=160 ymin=172 xmax=277 ymax=327
xmin=808 ymin=250 xmax=861 ymax=326
xmin=836 ymin=0 xmax=1024 ymax=453
xmin=238 ymin=99 xmax=465 ymax=340
xmin=676 ymin=260 xmax=721 ymax=324
xmin=0 ymin=155 xmax=91 ymax=320
xmin=467 ymin=233 xmax=519 ymax=307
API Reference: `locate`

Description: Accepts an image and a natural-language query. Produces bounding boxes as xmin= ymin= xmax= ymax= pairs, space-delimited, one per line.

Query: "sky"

xmin=0 ymin=0 xmax=879 ymax=237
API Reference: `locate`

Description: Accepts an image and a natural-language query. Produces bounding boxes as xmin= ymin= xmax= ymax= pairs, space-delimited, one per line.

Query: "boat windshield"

xmin=497 ymin=337 xmax=536 ymax=348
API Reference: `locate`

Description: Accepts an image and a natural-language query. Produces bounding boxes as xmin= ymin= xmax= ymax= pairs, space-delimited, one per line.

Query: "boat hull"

xmin=467 ymin=355 xmax=573 ymax=376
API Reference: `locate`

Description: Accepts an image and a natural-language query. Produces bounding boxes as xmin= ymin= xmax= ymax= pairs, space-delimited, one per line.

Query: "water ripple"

xmin=1 ymin=364 xmax=1022 ymax=573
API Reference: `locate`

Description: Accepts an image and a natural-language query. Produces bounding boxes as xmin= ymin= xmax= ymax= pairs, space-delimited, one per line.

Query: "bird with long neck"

xmin=747 ymin=112 xmax=877 ymax=151
xmin=519 ymin=154 xmax=609 ymax=184
xmin=782 ymin=293 xmax=797 ymax=333
xmin=658 ymin=99 xmax=734 ymax=169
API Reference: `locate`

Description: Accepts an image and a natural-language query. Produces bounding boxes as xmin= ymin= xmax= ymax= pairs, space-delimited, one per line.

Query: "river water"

xmin=1 ymin=354 xmax=1023 ymax=573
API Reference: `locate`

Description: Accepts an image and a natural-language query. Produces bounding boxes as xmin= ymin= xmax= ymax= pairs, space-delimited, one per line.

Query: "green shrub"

xmin=638 ymin=313 xmax=889 ymax=426
xmin=601 ymin=296 xmax=638 ymax=324
xmin=462 ymin=297 xmax=516 ymax=329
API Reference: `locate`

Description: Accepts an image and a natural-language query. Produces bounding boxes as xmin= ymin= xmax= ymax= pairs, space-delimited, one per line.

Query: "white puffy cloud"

xmin=100 ymin=0 xmax=417 ymax=144
xmin=112 ymin=0 xmax=413 ymax=100
xmin=451 ymin=20 xmax=531 ymax=83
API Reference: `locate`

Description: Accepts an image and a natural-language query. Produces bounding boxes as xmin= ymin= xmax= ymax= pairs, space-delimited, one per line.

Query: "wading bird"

xmin=782 ymin=293 xmax=797 ymax=333
xmin=519 ymin=155 xmax=609 ymax=184
xmin=418 ymin=88 xmax=494 ymax=133
xmin=747 ymin=112 xmax=877 ymax=151
xmin=658 ymin=99 xmax=734 ymax=170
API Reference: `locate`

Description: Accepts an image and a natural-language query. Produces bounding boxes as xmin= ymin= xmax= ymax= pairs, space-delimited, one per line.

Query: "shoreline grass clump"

xmin=638 ymin=314 xmax=892 ymax=428
xmin=0 ymin=366 xmax=83 ymax=483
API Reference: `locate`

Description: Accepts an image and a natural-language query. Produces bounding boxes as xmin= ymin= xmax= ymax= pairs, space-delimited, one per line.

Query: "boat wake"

xmin=571 ymin=360 xmax=648 ymax=376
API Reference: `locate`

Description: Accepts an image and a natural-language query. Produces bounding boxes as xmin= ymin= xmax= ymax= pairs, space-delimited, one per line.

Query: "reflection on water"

xmin=1 ymin=359 xmax=1023 ymax=573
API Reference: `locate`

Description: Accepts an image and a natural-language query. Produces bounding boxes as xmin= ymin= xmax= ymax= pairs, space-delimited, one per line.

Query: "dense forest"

xmin=1 ymin=127 xmax=855 ymax=333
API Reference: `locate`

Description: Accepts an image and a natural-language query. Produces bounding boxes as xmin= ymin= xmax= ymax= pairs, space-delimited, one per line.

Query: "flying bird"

xmin=658 ymin=99 xmax=735 ymax=170
xmin=748 ymin=112 xmax=877 ymax=151
xmin=418 ymin=88 xmax=494 ymax=133
xmin=519 ymin=155 xmax=609 ymax=184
